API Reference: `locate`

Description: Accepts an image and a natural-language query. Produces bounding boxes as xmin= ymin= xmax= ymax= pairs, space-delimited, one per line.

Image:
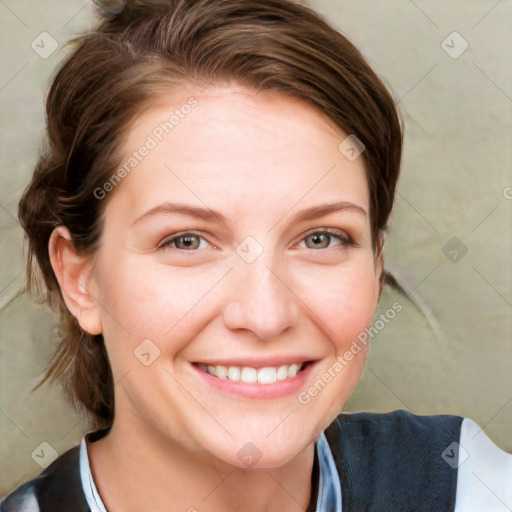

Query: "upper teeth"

xmin=199 ymin=363 xmax=304 ymax=384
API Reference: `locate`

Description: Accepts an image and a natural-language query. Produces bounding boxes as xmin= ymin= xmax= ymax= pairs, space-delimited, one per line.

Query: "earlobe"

xmin=48 ymin=226 xmax=102 ymax=335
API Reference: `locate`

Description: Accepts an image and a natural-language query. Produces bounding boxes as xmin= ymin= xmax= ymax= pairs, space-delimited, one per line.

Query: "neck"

xmin=88 ymin=415 xmax=315 ymax=512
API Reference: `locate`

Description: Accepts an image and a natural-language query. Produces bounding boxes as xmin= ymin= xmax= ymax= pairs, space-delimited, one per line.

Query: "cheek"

xmin=294 ymin=260 xmax=378 ymax=432
xmin=93 ymin=255 xmax=225 ymax=352
xmin=300 ymin=259 xmax=380 ymax=350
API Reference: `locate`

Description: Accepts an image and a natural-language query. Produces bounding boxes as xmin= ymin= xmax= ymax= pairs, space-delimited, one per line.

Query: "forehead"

xmin=108 ymin=85 xmax=369 ymax=222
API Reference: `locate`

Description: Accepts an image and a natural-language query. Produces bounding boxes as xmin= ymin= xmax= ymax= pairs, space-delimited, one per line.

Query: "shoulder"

xmin=328 ymin=408 xmax=465 ymax=435
xmin=1 ymin=445 xmax=89 ymax=512
xmin=454 ymin=417 xmax=512 ymax=511
xmin=325 ymin=409 xmax=464 ymax=471
xmin=323 ymin=410 xmax=512 ymax=512
xmin=0 ymin=481 xmax=41 ymax=512
xmin=328 ymin=408 xmax=464 ymax=434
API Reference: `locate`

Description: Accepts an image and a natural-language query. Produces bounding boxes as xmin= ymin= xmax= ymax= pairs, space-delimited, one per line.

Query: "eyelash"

xmin=157 ymin=228 xmax=355 ymax=252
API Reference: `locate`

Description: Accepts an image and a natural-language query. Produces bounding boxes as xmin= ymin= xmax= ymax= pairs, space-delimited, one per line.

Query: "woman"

xmin=2 ymin=0 xmax=510 ymax=511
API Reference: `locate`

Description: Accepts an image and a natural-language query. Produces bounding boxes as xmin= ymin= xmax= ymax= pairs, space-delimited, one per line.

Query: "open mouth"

xmin=196 ymin=361 xmax=311 ymax=384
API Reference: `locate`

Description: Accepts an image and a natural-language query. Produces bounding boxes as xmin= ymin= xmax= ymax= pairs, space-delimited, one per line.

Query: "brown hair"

xmin=19 ymin=0 xmax=402 ymax=428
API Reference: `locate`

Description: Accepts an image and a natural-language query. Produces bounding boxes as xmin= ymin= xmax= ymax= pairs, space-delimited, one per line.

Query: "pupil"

xmin=180 ymin=236 xmax=197 ymax=249
xmin=310 ymin=233 xmax=328 ymax=248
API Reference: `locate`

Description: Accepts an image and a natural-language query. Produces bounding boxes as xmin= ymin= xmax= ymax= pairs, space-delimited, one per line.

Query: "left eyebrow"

xmin=267 ymin=200 xmax=367 ymax=233
xmin=288 ymin=201 xmax=367 ymax=224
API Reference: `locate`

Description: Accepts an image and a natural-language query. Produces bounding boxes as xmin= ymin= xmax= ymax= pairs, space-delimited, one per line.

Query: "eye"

xmin=299 ymin=229 xmax=354 ymax=250
xmin=158 ymin=231 xmax=211 ymax=251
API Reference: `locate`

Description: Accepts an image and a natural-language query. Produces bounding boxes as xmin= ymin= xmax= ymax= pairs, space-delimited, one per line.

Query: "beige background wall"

xmin=1 ymin=0 xmax=510 ymax=496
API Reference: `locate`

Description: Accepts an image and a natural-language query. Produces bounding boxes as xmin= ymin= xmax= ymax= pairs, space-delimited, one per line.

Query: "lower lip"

xmin=192 ymin=362 xmax=317 ymax=399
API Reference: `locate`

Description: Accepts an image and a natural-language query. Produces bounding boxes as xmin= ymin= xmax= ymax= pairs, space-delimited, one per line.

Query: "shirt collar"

xmin=316 ymin=432 xmax=343 ymax=512
xmin=79 ymin=439 xmax=107 ymax=512
xmin=79 ymin=433 xmax=342 ymax=512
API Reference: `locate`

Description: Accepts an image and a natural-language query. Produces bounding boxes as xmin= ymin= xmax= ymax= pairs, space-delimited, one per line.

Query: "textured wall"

xmin=1 ymin=0 xmax=510 ymax=496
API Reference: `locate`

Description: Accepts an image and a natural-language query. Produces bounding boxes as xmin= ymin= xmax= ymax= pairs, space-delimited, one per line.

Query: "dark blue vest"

xmin=325 ymin=410 xmax=463 ymax=511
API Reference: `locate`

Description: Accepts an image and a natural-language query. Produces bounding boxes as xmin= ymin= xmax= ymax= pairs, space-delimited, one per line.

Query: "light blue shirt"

xmin=316 ymin=433 xmax=343 ymax=512
xmin=79 ymin=433 xmax=343 ymax=512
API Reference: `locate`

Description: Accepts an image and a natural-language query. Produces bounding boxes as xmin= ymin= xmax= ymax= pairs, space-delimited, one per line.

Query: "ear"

xmin=48 ymin=226 xmax=102 ymax=335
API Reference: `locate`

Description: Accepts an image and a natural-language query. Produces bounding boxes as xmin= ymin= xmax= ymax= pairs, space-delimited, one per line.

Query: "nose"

xmin=222 ymin=256 xmax=300 ymax=340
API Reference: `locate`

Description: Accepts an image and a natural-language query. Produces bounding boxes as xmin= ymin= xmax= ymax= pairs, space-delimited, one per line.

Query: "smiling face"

xmin=87 ymin=84 xmax=381 ymax=468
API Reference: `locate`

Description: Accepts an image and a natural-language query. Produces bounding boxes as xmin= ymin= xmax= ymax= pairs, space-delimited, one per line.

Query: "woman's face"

xmin=89 ymin=84 xmax=381 ymax=468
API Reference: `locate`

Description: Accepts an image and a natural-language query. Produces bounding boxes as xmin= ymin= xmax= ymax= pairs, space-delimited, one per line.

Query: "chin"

xmin=221 ymin=444 xmax=308 ymax=471
xmin=201 ymin=423 xmax=316 ymax=471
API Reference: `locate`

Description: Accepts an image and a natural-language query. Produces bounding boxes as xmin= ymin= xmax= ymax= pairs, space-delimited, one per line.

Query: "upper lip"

xmin=193 ymin=357 xmax=317 ymax=369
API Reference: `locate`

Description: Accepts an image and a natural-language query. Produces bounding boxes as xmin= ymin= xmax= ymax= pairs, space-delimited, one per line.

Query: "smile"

xmin=198 ymin=362 xmax=308 ymax=384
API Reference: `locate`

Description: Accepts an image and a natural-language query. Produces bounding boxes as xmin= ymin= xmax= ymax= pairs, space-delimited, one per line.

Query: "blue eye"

xmin=301 ymin=230 xmax=353 ymax=250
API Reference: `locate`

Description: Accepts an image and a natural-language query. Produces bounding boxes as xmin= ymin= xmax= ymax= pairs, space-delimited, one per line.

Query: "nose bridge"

xmin=222 ymin=251 xmax=299 ymax=339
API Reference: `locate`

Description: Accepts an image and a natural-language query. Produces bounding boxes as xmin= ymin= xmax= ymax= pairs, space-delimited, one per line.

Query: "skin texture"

xmin=50 ymin=84 xmax=382 ymax=512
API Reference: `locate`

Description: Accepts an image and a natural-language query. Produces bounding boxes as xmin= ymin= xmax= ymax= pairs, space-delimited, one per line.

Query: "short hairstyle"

xmin=19 ymin=0 xmax=403 ymax=428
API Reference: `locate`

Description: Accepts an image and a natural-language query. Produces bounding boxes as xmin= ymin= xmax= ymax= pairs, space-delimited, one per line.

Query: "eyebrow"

xmin=288 ymin=201 xmax=367 ymax=223
xmin=131 ymin=203 xmax=228 ymax=227
xmin=130 ymin=200 xmax=367 ymax=228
